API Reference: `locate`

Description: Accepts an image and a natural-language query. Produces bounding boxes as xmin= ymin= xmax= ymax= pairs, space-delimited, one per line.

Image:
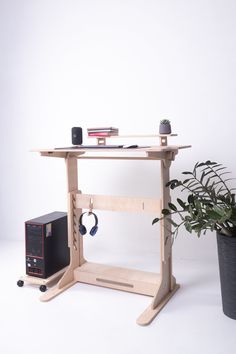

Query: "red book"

xmin=87 ymin=127 xmax=118 ymax=132
xmin=88 ymin=132 xmax=118 ymax=137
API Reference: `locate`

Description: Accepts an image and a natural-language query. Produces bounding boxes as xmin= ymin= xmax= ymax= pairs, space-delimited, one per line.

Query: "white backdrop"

xmin=1 ymin=0 xmax=236 ymax=261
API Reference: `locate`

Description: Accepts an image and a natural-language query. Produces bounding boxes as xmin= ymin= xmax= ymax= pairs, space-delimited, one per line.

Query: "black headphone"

xmin=79 ymin=212 xmax=98 ymax=236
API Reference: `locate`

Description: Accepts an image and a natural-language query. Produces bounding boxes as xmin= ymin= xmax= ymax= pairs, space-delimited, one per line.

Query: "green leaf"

xmin=188 ymin=194 xmax=194 ymax=203
xmin=187 ymin=181 xmax=199 ymax=188
xmin=205 ymin=176 xmax=212 ymax=188
xmin=200 ymin=163 xmax=221 ymax=173
xmin=196 ymin=162 xmax=206 ymax=168
xmin=193 ymin=161 xmax=200 ymax=172
xmin=192 ymin=224 xmax=204 ymax=237
xmin=152 ymin=218 xmax=160 ymax=225
xmin=219 ymin=172 xmax=231 ymax=177
xmin=203 ymin=170 xmax=215 ymax=178
xmin=166 ymin=179 xmax=178 ymax=187
xmin=200 ymin=171 xmax=205 ymax=183
xmin=183 ymin=178 xmax=192 ymax=184
xmin=224 ymin=178 xmax=236 ymax=183
xmin=208 ymin=210 xmax=222 ymax=221
xmin=189 ymin=204 xmax=194 ymax=218
xmin=191 ymin=186 xmax=204 ymax=192
xmin=215 ymin=167 xmax=226 ymax=173
xmin=166 ymin=179 xmax=182 ymax=189
xmin=162 ymin=208 xmax=170 ymax=215
xmin=185 ymin=215 xmax=192 ymax=221
xmin=177 ymin=198 xmax=186 ymax=209
xmin=194 ymin=199 xmax=202 ymax=213
xmin=212 ymin=205 xmax=225 ymax=216
xmin=205 ymin=160 xmax=217 ymax=165
xmin=182 ymin=171 xmax=193 ymax=175
xmin=218 ymin=195 xmax=226 ymax=202
xmin=184 ymin=222 xmax=192 ymax=233
xmin=225 ymin=195 xmax=232 ymax=204
xmin=168 ymin=202 xmax=177 ymax=211
xmin=171 ymin=181 xmax=182 ymax=189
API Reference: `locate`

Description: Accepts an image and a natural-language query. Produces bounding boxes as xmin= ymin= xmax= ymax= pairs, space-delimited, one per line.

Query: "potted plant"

xmin=159 ymin=119 xmax=172 ymax=134
xmin=152 ymin=160 xmax=236 ymax=319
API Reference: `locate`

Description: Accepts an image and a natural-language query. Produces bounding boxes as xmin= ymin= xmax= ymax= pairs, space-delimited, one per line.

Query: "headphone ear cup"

xmin=90 ymin=225 xmax=98 ymax=237
xmin=79 ymin=224 xmax=87 ymax=235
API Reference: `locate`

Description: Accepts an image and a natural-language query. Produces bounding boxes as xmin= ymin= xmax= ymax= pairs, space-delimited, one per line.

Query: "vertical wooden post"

xmin=40 ymin=154 xmax=85 ymax=301
xmin=66 ymin=155 xmax=84 ymax=265
xmin=136 ymin=155 xmax=179 ymax=325
xmin=57 ymin=154 xmax=84 ymax=289
xmin=160 ymin=159 xmax=172 ymax=289
xmin=151 ymin=158 xmax=172 ymax=309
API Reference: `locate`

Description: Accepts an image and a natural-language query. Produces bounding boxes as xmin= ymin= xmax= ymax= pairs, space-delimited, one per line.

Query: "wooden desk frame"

xmin=36 ymin=137 xmax=190 ymax=325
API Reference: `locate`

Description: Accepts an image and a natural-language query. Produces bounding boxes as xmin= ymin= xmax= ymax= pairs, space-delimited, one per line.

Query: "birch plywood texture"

xmin=35 ymin=140 xmax=190 ymax=325
xmin=74 ymin=262 xmax=161 ymax=296
xmin=76 ymin=193 xmax=161 ymax=214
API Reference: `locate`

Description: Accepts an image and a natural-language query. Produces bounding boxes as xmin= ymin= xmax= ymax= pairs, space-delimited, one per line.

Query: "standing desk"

xmin=35 ymin=136 xmax=190 ymax=325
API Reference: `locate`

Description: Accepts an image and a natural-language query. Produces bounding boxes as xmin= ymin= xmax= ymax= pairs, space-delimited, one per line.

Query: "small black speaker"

xmin=72 ymin=127 xmax=83 ymax=145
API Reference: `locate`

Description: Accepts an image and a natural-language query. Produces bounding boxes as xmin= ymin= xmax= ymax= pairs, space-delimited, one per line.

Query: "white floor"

xmin=0 ymin=240 xmax=236 ymax=354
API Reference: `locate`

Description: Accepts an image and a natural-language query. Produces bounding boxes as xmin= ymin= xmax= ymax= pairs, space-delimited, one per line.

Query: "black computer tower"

xmin=25 ymin=212 xmax=70 ymax=279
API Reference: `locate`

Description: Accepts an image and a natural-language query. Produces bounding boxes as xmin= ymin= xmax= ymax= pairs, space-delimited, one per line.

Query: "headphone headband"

xmin=79 ymin=212 xmax=98 ymax=226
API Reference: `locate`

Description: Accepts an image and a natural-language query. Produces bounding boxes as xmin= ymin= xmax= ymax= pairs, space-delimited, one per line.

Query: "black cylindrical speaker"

xmin=72 ymin=127 xmax=83 ymax=145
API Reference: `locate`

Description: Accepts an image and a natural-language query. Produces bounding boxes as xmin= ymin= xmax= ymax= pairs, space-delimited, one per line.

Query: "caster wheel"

xmin=17 ymin=280 xmax=24 ymax=287
xmin=39 ymin=285 xmax=47 ymax=292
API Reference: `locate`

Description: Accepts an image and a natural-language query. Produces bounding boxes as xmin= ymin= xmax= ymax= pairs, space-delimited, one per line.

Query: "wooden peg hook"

xmin=88 ymin=197 xmax=93 ymax=214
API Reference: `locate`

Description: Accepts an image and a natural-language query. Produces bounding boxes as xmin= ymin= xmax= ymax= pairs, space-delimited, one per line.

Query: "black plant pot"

xmin=217 ymin=232 xmax=236 ymax=319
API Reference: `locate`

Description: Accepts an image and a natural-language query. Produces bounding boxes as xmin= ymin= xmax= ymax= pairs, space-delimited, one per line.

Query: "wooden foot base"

xmin=40 ymin=279 xmax=77 ymax=302
xmin=38 ymin=262 xmax=179 ymax=326
xmin=136 ymin=284 xmax=180 ymax=326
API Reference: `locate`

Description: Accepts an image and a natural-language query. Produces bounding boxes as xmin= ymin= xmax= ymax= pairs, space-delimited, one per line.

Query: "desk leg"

xmin=40 ymin=155 xmax=84 ymax=301
xmin=137 ymin=159 xmax=179 ymax=325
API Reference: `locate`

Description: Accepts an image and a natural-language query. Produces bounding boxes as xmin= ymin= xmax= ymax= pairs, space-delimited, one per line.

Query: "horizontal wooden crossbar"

xmin=74 ymin=262 xmax=161 ymax=296
xmin=75 ymin=193 xmax=161 ymax=214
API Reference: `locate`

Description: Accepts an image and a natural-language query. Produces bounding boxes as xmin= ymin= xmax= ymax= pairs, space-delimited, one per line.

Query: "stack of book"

xmin=87 ymin=127 xmax=119 ymax=137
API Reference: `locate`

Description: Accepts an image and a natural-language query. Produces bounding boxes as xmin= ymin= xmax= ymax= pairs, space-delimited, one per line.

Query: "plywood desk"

xmin=35 ymin=137 xmax=190 ymax=325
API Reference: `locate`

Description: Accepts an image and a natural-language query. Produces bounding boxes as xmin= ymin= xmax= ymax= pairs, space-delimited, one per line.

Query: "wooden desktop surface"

xmin=35 ymin=145 xmax=191 ymax=153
